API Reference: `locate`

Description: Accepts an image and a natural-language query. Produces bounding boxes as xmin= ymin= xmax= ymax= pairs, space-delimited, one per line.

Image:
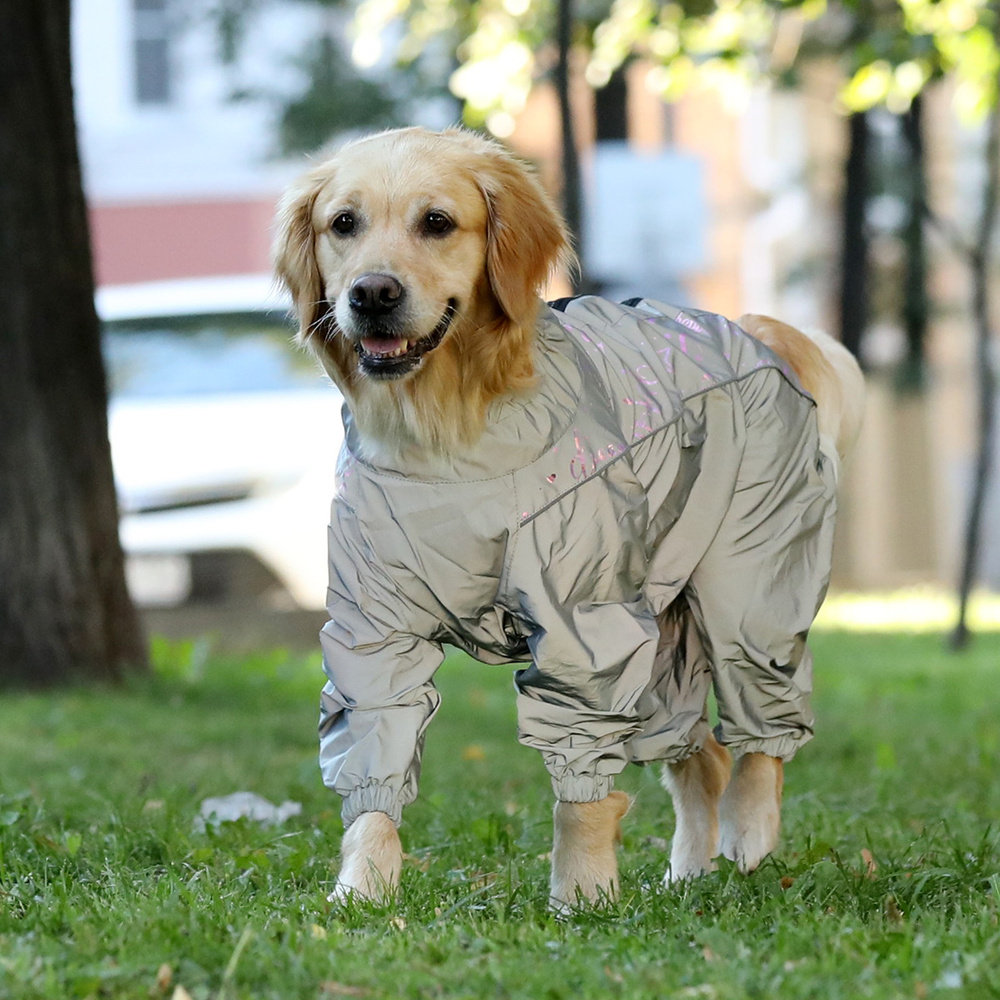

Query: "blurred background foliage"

xmin=207 ymin=0 xmax=998 ymax=145
xmin=345 ymin=0 xmax=998 ymax=131
xmin=221 ymin=0 xmax=998 ymax=643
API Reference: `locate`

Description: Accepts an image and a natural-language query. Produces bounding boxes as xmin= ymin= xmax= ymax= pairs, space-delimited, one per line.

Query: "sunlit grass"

xmin=818 ymin=586 xmax=1000 ymax=632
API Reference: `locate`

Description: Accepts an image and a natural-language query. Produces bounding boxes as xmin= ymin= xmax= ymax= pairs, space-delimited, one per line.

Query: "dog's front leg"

xmin=661 ymin=734 xmax=732 ymax=882
xmin=549 ymin=790 xmax=631 ymax=909
xmin=718 ymin=752 xmax=783 ymax=873
xmin=329 ymin=811 xmax=402 ymax=903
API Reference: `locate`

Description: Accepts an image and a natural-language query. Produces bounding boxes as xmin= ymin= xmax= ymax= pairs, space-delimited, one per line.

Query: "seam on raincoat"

xmin=516 ymin=364 xmax=793 ymax=529
xmin=500 ymin=474 xmax=523 ymax=609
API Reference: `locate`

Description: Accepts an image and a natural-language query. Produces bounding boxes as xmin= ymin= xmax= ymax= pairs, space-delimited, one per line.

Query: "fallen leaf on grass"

xmin=320 ymin=983 xmax=370 ymax=997
xmin=466 ymin=871 xmax=496 ymax=890
xmin=884 ymin=894 xmax=905 ymax=923
xmin=155 ymin=963 xmax=172 ymax=990
xmin=310 ymin=923 xmax=328 ymax=940
xmin=861 ymin=848 xmax=878 ymax=878
xmin=461 ymin=745 xmax=486 ymax=761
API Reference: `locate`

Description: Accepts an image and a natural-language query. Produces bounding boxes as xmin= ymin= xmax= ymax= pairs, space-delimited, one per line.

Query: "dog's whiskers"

xmin=303 ymin=303 xmax=339 ymax=345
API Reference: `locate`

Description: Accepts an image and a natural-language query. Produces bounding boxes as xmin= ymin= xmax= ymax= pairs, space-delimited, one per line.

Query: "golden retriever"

xmin=274 ymin=126 xmax=864 ymax=908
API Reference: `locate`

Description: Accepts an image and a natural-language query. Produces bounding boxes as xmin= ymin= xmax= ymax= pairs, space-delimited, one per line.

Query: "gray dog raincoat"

xmin=318 ymin=297 xmax=838 ymax=828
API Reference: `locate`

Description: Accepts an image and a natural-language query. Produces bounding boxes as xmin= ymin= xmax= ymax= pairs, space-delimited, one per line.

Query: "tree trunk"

xmin=899 ymin=96 xmax=928 ymax=389
xmin=839 ymin=111 xmax=869 ymax=360
xmin=594 ymin=67 xmax=628 ymax=142
xmin=0 ymin=0 xmax=147 ymax=685
xmin=555 ymin=0 xmax=583 ymax=278
xmin=950 ymin=103 xmax=1000 ymax=650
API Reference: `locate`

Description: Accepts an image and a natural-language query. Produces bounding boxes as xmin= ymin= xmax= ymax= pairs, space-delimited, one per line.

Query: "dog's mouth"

xmin=354 ymin=299 xmax=457 ymax=380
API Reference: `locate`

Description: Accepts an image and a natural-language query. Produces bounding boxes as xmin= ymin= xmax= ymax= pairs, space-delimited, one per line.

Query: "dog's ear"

xmin=474 ymin=143 xmax=574 ymax=331
xmin=272 ymin=162 xmax=331 ymax=346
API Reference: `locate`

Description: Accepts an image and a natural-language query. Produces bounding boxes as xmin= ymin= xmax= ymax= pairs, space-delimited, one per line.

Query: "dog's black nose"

xmin=349 ymin=273 xmax=404 ymax=314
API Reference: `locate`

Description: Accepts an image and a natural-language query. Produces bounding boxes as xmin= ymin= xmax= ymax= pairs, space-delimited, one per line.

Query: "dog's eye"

xmin=423 ymin=211 xmax=454 ymax=236
xmin=332 ymin=212 xmax=356 ymax=236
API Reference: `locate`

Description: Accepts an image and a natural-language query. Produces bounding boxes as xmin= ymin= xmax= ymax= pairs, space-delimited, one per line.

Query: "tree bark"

xmin=0 ymin=0 xmax=147 ymax=685
xmin=899 ymin=96 xmax=928 ymax=389
xmin=594 ymin=67 xmax=628 ymax=142
xmin=950 ymin=104 xmax=1000 ymax=650
xmin=839 ymin=111 xmax=869 ymax=360
xmin=555 ymin=0 xmax=583 ymax=277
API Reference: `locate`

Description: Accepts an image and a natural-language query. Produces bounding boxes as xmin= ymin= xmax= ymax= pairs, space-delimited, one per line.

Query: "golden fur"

xmin=273 ymin=127 xmax=573 ymax=460
xmin=550 ymin=791 xmax=631 ymax=909
xmin=330 ymin=810 xmax=402 ymax=902
xmin=273 ymin=127 xmax=864 ymax=908
xmin=738 ymin=314 xmax=865 ymax=463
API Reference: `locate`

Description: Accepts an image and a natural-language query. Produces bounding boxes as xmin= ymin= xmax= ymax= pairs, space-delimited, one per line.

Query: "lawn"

xmin=1 ymin=628 xmax=999 ymax=999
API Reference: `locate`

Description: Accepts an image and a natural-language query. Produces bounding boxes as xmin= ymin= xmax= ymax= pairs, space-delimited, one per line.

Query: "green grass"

xmin=2 ymin=630 xmax=1000 ymax=999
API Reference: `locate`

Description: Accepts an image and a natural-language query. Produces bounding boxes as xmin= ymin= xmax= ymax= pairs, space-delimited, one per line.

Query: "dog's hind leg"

xmin=549 ymin=791 xmax=631 ymax=909
xmin=661 ymin=733 xmax=732 ymax=882
xmin=328 ymin=811 xmax=402 ymax=903
xmin=718 ymin=752 xmax=783 ymax=873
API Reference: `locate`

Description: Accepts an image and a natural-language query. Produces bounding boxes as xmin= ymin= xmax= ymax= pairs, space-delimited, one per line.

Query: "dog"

xmin=273 ymin=126 xmax=864 ymax=908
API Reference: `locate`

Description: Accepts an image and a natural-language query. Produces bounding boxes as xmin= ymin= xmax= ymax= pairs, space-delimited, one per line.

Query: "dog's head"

xmin=273 ymin=127 xmax=571 ymax=453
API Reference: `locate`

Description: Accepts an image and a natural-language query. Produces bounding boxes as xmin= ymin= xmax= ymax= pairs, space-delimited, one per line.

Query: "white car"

xmin=99 ymin=274 xmax=343 ymax=610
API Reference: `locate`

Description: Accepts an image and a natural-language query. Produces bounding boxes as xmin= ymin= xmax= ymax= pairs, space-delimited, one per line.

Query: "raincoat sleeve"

xmin=318 ymin=505 xmax=445 ymax=828
xmin=509 ymin=463 xmax=661 ymax=803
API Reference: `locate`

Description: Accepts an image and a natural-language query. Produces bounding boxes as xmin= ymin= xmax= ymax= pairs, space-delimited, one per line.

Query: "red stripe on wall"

xmin=89 ymin=197 xmax=277 ymax=285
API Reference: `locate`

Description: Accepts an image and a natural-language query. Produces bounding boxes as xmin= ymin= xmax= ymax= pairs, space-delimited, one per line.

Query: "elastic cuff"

xmin=631 ymin=719 xmax=711 ymax=766
xmin=722 ymin=732 xmax=812 ymax=763
xmin=551 ymin=773 xmax=615 ymax=803
xmin=341 ymin=784 xmax=403 ymax=829
xmin=655 ymin=730 xmax=712 ymax=766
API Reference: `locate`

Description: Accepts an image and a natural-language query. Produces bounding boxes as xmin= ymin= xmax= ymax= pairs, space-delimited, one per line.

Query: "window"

xmin=133 ymin=0 xmax=171 ymax=105
xmin=103 ymin=314 xmax=318 ymax=399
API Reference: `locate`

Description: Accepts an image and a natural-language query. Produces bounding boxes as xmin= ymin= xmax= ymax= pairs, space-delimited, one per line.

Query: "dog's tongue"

xmin=361 ymin=337 xmax=407 ymax=357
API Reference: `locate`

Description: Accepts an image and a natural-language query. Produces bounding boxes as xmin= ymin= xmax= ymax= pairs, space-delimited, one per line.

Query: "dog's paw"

xmin=326 ymin=878 xmax=399 ymax=904
xmin=664 ymin=811 xmax=718 ymax=884
xmin=718 ymin=807 xmax=779 ymax=874
xmin=661 ymin=737 xmax=732 ymax=885
xmin=549 ymin=791 xmax=630 ymax=908
xmin=327 ymin=880 xmax=370 ymax=904
xmin=663 ymin=850 xmax=717 ymax=885
xmin=718 ymin=753 xmax=782 ymax=874
xmin=326 ymin=868 xmax=397 ymax=904
xmin=329 ymin=811 xmax=402 ymax=903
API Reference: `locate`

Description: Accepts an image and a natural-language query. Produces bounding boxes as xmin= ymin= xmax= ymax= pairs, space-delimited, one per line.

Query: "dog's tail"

xmin=739 ymin=314 xmax=865 ymax=469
